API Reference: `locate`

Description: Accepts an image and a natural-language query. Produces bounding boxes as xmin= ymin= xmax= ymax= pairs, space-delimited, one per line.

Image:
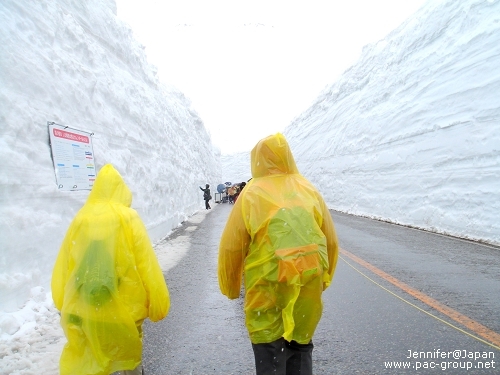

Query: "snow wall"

xmin=0 ymin=0 xmax=220 ymax=312
xmin=283 ymin=0 xmax=500 ymax=246
xmin=221 ymin=152 xmax=252 ymax=186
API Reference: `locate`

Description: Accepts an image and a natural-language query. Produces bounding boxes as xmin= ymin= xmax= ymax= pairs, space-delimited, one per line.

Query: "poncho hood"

xmin=251 ymin=133 xmax=299 ymax=178
xmin=87 ymin=164 xmax=132 ymax=207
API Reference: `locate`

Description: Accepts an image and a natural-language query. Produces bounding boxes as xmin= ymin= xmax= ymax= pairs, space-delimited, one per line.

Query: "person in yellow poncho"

xmin=218 ymin=133 xmax=339 ymax=375
xmin=51 ymin=164 xmax=170 ymax=375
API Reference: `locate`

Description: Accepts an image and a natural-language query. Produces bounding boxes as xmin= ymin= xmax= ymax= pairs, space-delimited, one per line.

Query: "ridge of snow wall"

xmin=284 ymin=0 xmax=500 ymax=246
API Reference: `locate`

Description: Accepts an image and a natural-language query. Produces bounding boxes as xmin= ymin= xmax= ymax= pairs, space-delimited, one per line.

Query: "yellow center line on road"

xmin=339 ymin=248 xmax=500 ymax=350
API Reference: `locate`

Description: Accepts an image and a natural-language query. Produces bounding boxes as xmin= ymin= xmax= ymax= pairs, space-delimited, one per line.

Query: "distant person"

xmin=227 ymin=185 xmax=238 ymax=204
xmin=200 ymin=183 xmax=211 ymax=209
xmin=51 ymin=164 xmax=170 ymax=375
xmin=218 ymin=133 xmax=339 ymax=375
xmin=233 ymin=181 xmax=246 ymax=203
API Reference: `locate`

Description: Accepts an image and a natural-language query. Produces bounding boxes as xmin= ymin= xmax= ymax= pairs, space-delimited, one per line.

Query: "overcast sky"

xmin=116 ymin=0 xmax=428 ymax=154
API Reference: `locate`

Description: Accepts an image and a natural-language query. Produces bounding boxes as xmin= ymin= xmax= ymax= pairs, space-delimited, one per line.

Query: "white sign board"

xmin=48 ymin=123 xmax=96 ymax=191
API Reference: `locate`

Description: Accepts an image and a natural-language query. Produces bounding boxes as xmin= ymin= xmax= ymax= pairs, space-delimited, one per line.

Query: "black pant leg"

xmin=252 ymin=338 xmax=287 ymax=375
xmin=285 ymin=340 xmax=314 ymax=375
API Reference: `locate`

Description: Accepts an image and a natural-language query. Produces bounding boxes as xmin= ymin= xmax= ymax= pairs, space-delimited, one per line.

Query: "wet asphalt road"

xmin=143 ymin=204 xmax=500 ymax=374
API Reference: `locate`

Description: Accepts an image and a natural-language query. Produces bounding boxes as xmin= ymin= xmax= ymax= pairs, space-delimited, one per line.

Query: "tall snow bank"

xmin=284 ymin=0 xmax=500 ymax=245
xmin=221 ymin=152 xmax=251 ymax=185
xmin=0 ymin=0 xmax=220 ymax=312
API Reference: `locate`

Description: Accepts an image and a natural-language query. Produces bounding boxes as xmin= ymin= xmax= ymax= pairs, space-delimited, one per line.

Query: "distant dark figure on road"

xmin=218 ymin=133 xmax=339 ymax=375
xmin=200 ymin=183 xmax=212 ymax=209
xmin=51 ymin=164 xmax=170 ymax=375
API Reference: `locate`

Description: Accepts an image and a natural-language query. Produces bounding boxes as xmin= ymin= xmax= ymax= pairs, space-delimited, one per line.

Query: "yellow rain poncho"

xmin=218 ymin=133 xmax=338 ymax=344
xmin=51 ymin=164 xmax=170 ymax=375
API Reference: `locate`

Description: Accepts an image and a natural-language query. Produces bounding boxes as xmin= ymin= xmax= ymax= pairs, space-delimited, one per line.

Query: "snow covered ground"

xmin=1 ymin=0 xmax=499 ymax=373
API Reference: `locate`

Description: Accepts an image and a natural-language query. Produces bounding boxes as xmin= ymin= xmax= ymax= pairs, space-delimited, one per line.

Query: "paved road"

xmin=143 ymin=204 xmax=500 ymax=374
